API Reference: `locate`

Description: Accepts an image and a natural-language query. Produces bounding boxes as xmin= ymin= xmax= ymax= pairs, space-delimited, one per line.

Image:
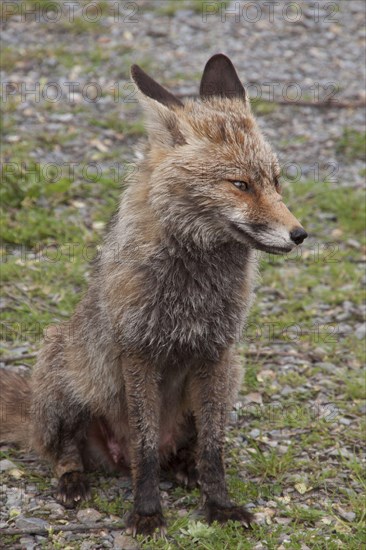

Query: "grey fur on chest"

xmin=118 ymin=242 xmax=254 ymax=364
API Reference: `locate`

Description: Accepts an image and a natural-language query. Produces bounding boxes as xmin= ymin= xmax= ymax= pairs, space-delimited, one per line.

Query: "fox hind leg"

xmin=52 ymin=419 xmax=91 ymax=508
xmin=32 ymin=383 xmax=91 ymax=507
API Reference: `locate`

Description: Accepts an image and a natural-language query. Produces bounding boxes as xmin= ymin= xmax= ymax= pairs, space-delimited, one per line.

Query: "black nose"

xmin=290 ymin=227 xmax=308 ymax=245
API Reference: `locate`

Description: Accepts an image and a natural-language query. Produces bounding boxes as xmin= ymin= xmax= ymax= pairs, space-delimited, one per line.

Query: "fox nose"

xmin=290 ymin=227 xmax=308 ymax=245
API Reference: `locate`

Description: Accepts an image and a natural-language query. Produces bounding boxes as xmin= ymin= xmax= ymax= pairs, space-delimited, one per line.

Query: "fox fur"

xmin=0 ymin=54 xmax=307 ymax=536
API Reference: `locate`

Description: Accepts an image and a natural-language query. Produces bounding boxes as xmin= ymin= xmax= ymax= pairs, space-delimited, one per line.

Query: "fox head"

xmin=131 ymin=54 xmax=307 ymax=253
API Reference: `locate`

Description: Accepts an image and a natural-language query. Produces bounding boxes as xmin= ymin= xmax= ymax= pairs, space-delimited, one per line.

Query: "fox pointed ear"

xmin=131 ymin=65 xmax=186 ymax=148
xmin=200 ymin=54 xmax=246 ymax=100
xmin=131 ymin=64 xmax=183 ymax=109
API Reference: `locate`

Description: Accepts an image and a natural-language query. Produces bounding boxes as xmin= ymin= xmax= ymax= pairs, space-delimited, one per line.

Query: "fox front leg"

xmin=190 ymin=356 xmax=253 ymax=528
xmin=123 ymin=358 xmax=166 ymax=538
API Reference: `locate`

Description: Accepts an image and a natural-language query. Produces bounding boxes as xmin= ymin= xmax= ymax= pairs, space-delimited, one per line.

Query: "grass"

xmin=2 ymin=173 xmax=364 ymax=547
xmin=251 ymin=98 xmax=278 ymax=115
xmin=247 ymin=446 xmax=296 ymax=480
xmin=336 ymin=128 xmax=366 ymax=160
xmin=155 ymin=0 xmax=209 ymax=17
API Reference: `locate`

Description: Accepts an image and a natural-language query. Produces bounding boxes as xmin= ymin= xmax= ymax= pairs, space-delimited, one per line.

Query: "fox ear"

xmin=131 ymin=65 xmax=186 ymax=148
xmin=200 ymin=54 xmax=246 ymax=100
xmin=131 ymin=64 xmax=183 ymax=108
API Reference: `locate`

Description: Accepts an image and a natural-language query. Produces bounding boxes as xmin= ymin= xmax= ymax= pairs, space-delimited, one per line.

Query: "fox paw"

xmin=56 ymin=472 xmax=90 ymax=508
xmin=206 ymin=502 xmax=253 ymax=528
xmin=125 ymin=510 xmax=167 ymax=538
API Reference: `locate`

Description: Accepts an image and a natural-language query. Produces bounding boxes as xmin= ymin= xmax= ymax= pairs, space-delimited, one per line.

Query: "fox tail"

xmin=0 ymin=369 xmax=32 ymax=448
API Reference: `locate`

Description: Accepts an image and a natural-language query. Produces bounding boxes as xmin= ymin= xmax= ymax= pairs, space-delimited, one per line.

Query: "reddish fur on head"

xmin=131 ymin=54 xmax=307 ymax=254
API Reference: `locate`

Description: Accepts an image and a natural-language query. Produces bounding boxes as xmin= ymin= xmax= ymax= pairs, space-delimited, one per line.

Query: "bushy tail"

xmin=0 ymin=369 xmax=31 ymax=448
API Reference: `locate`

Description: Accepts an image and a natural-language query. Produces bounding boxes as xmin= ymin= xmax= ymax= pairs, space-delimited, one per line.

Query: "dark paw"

xmin=206 ymin=502 xmax=253 ymax=528
xmin=55 ymin=471 xmax=90 ymax=508
xmin=125 ymin=510 xmax=166 ymax=538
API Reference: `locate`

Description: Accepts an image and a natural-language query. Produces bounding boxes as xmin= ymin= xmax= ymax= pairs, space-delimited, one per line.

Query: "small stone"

xmin=6 ymin=135 xmax=20 ymax=143
xmin=113 ymin=532 xmax=140 ymax=550
xmin=159 ymin=481 xmax=173 ymax=490
xmin=243 ymin=392 xmax=263 ymax=405
xmin=312 ymin=347 xmax=326 ymax=359
xmin=49 ymin=113 xmax=73 ymax=122
xmin=0 ymin=459 xmax=17 ymax=472
xmin=355 ymin=323 xmax=366 ymax=340
xmin=347 ymin=238 xmax=361 ymax=249
xmin=8 ymin=468 xmax=24 ymax=479
xmin=338 ymin=510 xmax=356 ymax=522
xmin=317 ymin=362 xmax=336 ymax=373
xmin=45 ymin=502 xmax=65 ymax=517
xmin=339 ymin=417 xmax=352 ymax=426
xmin=76 ymin=508 xmax=103 ymax=523
xmin=15 ymin=517 xmax=50 ymax=530
xmin=249 ymin=428 xmax=260 ymax=439
xmin=19 ymin=537 xmax=36 ymax=550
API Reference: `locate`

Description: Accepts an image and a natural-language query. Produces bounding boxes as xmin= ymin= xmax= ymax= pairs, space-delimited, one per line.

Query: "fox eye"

xmin=274 ymin=177 xmax=281 ymax=193
xmin=229 ymin=180 xmax=249 ymax=191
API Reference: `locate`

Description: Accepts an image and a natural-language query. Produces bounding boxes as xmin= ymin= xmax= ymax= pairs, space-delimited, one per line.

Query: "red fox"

xmin=0 ymin=54 xmax=307 ymax=537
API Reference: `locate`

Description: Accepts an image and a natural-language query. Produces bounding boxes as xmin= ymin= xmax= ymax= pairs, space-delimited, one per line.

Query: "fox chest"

xmin=119 ymin=249 xmax=255 ymax=363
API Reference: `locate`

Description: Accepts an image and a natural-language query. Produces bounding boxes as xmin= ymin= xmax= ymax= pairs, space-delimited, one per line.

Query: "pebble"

xmin=0 ymin=459 xmax=17 ymax=472
xmin=339 ymin=417 xmax=352 ymax=426
xmin=113 ymin=533 xmax=140 ymax=550
xmin=317 ymin=362 xmax=336 ymax=373
xmin=15 ymin=516 xmax=50 ymax=530
xmin=355 ymin=323 xmax=366 ymax=340
xmin=338 ymin=509 xmax=356 ymax=522
xmin=19 ymin=537 xmax=36 ymax=550
xmin=159 ymin=481 xmax=173 ymax=490
xmin=76 ymin=508 xmax=103 ymax=523
xmin=45 ymin=502 xmax=65 ymax=518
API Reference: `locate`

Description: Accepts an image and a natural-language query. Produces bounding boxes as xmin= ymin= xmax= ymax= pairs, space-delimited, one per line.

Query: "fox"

xmin=0 ymin=54 xmax=307 ymax=537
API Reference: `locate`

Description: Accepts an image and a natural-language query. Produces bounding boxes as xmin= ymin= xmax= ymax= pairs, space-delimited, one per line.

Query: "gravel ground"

xmin=1 ymin=1 xmax=365 ymax=549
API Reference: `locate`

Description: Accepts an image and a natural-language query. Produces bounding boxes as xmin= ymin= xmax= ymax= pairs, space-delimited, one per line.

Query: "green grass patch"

xmin=154 ymin=0 xmax=209 ymax=16
xmin=336 ymin=128 xmax=366 ymax=160
xmin=251 ymin=98 xmax=278 ymax=115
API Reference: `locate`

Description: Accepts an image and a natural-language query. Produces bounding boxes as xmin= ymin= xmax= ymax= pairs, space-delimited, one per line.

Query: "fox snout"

xmin=262 ymin=197 xmax=308 ymax=253
xmin=230 ymin=196 xmax=308 ymax=255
